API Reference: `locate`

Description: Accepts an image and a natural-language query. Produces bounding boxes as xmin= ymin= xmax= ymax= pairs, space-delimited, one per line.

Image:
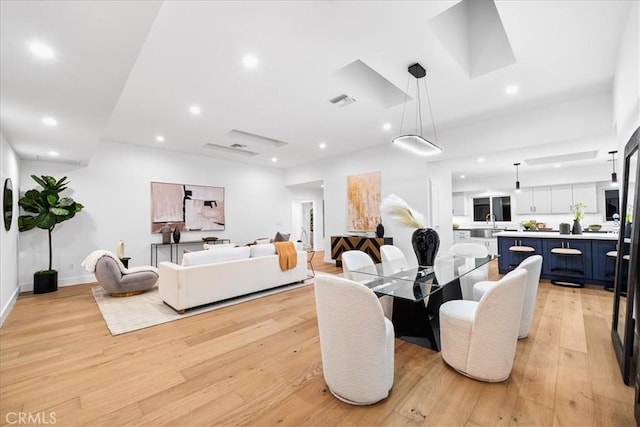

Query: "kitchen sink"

xmin=470 ymin=228 xmax=501 ymax=238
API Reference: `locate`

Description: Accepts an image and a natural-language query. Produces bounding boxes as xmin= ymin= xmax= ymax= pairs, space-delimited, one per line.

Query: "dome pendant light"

xmin=392 ymin=63 xmax=443 ymax=156
xmin=514 ymin=162 xmax=521 ymax=193
xmin=609 ymin=150 xmax=618 ymax=187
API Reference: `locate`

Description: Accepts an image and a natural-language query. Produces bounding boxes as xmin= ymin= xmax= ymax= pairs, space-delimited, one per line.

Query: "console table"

xmin=150 ymin=239 xmax=231 ymax=266
xmin=330 ymin=235 xmax=393 ymax=267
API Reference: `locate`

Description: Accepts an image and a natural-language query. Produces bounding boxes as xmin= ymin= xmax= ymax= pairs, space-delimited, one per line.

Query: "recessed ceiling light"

xmin=383 ymin=122 xmax=392 ymax=131
xmin=554 ymin=164 xmax=562 ymax=168
xmin=48 ymin=151 xmax=59 ymax=157
xmin=29 ymin=41 xmax=54 ymax=59
xmin=271 ymin=157 xmax=278 ymax=163
xmin=243 ymin=55 xmax=259 ymax=69
xmin=460 ymin=175 xmax=466 ymax=179
xmin=319 ymin=142 xmax=327 ymax=149
xmin=189 ymin=105 xmax=201 ymax=115
xmin=505 ymin=84 xmax=519 ymax=95
xmin=156 ymin=135 xmax=165 ymax=143
xmin=477 ymin=157 xmax=485 ymax=163
xmin=321 ymin=184 xmax=324 ymax=188
xmin=42 ymin=117 xmax=58 ymax=126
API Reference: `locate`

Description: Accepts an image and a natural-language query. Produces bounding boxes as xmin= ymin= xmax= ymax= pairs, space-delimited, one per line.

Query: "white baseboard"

xmin=19 ymin=273 xmax=96 ymax=293
xmin=0 ymin=284 xmax=21 ymax=328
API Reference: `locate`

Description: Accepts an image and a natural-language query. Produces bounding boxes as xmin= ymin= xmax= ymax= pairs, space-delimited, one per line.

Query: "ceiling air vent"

xmin=203 ymin=143 xmax=259 ymax=157
xmin=329 ymin=94 xmax=357 ymax=107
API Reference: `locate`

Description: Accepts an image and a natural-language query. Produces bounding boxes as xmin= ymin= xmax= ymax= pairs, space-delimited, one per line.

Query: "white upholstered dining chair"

xmin=341 ymin=249 xmax=392 ymax=318
xmin=439 ymin=268 xmax=528 ymax=382
xmin=449 ymin=243 xmax=489 ymax=300
xmin=380 ymin=244 xmax=409 ymax=273
xmin=314 ymin=275 xmax=395 ymax=405
xmin=473 ymin=254 xmax=542 ymax=339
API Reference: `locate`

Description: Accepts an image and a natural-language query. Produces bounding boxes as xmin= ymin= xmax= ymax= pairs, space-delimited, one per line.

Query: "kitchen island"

xmin=495 ymin=231 xmax=622 ymax=287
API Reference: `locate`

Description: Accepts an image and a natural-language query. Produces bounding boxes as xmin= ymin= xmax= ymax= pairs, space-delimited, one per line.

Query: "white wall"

xmin=1 ymin=131 xmax=21 ymax=326
xmin=18 ymin=141 xmax=295 ymax=290
xmin=613 ymin=1 xmax=640 ymax=142
xmin=285 ymin=144 xmax=453 ymax=265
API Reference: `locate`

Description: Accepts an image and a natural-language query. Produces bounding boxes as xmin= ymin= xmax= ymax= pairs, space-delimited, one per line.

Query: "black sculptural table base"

xmin=390 ymin=278 xmax=463 ymax=351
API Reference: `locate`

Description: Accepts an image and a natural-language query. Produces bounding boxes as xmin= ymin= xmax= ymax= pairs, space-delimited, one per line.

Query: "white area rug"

xmin=91 ymin=273 xmax=324 ymax=336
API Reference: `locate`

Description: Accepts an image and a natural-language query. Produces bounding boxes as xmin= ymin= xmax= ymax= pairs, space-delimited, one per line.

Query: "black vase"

xmin=411 ymin=228 xmax=440 ymax=267
xmin=376 ymin=222 xmax=384 ymax=238
xmin=172 ymin=227 xmax=181 ymax=243
xmin=572 ymin=220 xmax=582 ymax=235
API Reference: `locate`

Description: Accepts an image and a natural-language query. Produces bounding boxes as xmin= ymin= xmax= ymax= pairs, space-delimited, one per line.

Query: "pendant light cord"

xmin=423 ymin=78 xmax=438 ymax=142
xmin=398 ymin=75 xmax=411 ymax=135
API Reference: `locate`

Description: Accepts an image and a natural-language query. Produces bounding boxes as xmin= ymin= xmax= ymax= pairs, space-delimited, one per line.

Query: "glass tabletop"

xmin=346 ymin=254 xmax=497 ymax=302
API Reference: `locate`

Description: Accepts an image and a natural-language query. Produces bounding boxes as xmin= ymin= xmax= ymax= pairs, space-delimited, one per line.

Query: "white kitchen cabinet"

xmin=572 ymin=183 xmax=597 ymax=213
xmin=453 ymin=230 xmax=471 ymax=244
xmin=452 ymin=193 xmax=467 ymax=216
xmin=515 ymin=187 xmax=552 ymax=215
xmin=550 ymin=183 xmax=597 ymax=213
xmin=470 ymin=237 xmax=498 ymax=255
xmin=551 ymin=185 xmax=573 ymax=213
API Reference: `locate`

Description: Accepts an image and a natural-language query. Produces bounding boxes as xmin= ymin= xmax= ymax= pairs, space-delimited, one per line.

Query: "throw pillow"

xmin=255 ymin=238 xmax=271 ymax=245
xmin=250 ymin=243 xmax=276 ymax=258
xmin=273 ymin=232 xmax=290 ymax=242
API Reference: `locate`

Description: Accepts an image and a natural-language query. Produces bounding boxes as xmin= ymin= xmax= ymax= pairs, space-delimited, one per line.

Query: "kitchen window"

xmin=473 ymin=196 xmax=512 ymax=222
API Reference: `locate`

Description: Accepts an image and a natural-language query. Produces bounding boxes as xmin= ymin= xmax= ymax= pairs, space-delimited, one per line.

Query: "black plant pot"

xmin=411 ymin=228 xmax=440 ymax=267
xmin=34 ymin=270 xmax=58 ymax=294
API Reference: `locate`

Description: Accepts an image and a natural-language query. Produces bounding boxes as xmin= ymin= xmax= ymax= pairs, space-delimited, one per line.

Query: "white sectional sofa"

xmin=158 ymin=243 xmax=308 ymax=313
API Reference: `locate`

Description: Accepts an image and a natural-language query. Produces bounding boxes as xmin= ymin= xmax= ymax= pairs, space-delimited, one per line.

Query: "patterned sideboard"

xmin=330 ymin=235 xmax=393 ymax=267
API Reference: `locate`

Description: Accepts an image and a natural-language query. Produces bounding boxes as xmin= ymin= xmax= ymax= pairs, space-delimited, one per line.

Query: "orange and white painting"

xmin=151 ymin=182 xmax=225 ymax=232
xmin=347 ymin=171 xmax=380 ymax=232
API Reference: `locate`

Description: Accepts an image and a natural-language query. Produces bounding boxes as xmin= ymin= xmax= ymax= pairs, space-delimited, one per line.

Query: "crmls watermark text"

xmin=5 ymin=412 xmax=57 ymax=425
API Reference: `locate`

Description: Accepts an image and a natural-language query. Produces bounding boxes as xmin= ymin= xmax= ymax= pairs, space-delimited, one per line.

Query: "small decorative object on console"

xmin=172 ymin=227 xmax=181 ymax=243
xmin=202 ymin=236 xmax=219 ymax=242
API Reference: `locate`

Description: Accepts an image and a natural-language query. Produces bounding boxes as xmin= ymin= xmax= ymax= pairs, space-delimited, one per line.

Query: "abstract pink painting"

xmin=151 ymin=182 xmax=225 ymax=232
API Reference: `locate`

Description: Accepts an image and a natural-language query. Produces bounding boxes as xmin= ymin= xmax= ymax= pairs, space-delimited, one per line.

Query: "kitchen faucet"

xmin=486 ymin=213 xmax=496 ymax=229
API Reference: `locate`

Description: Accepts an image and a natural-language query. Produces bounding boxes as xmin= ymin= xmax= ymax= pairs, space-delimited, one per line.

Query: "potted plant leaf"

xmin=18 ymin=175 xmax=84 ymax=294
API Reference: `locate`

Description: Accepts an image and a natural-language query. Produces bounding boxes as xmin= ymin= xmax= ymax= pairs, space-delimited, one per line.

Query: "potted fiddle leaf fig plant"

xmin=18 ymin=175 xmax=84 ymax=294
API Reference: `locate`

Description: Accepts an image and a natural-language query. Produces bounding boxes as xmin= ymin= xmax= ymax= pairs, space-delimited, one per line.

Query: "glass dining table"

xmin=347 ymin=254 xmax=497 ymax=351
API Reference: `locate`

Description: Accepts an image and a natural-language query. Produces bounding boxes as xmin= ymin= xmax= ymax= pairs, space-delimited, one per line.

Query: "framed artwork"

xmin=347 ymin=171 xmax=380 ymax=232
xmin=151 ymin=182 xmax=225 ymax=232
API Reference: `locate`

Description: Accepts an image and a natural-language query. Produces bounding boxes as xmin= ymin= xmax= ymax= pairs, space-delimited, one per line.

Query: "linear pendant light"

xmin=609 ymin=150 xmax=618 ymax=187
xmin=392 ymin=63 xmax=442 ymax=156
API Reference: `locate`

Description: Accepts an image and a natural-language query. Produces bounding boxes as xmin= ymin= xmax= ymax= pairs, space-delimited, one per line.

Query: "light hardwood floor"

xmin=0 ymin=254 xmax=635 ymax=426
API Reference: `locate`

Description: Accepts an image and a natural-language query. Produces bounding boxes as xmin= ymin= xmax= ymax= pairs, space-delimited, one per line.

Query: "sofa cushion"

xmin=182 ymin=246 xmax=250 ymax=266
xmin=203 ymin=243 xmax=236 ymax=250
xmin=273 ymin=231 xmax=290 ymax=242
xmin=250 ymin=243 xmax=276 ymax=258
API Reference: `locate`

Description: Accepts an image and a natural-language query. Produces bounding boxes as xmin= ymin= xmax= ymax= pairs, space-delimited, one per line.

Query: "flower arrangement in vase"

xmin=571 ymin=202 xmax=586 ymax=234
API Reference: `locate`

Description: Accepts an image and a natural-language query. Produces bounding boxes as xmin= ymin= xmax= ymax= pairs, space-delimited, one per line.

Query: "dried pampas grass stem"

xmin=380 ymin=194 xmax=425 ymax=229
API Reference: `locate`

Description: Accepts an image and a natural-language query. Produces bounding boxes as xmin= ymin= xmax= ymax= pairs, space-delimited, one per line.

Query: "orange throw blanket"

xmin=274 ymin=241 xmax=297 ymax=271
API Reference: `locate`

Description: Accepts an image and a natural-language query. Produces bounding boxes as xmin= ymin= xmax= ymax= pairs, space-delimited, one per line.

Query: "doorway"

xmin=299 ymin=201 xmax=314 ymax=250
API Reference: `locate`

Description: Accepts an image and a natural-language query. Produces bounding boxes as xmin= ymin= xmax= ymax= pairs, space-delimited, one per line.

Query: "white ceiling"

xmin=0 ymin=1 xmax=634 ymax=180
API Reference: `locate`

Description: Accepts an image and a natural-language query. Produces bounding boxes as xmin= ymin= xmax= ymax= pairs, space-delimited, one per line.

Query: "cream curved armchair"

xmin=449 ymin=243 xmax=489 ymax=300
xmin=314 ymin=275 xmax=394 ymax=405
xmin=380 ymin=245 xmax=409 ymax=273
xmin=82 ymin=250 xmax=158 ymax=297
xmin=342 ymin=249 xmax=392 ymax=319
xmin=473 ymin=254 xmax=542 ymax=339
xmin=439 ymin=268 xmax=528 ymax=382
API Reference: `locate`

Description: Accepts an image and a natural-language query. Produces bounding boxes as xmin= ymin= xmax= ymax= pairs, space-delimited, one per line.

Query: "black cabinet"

xmin=542 ymin=239 xmax=592 ymax=284
xmin=497 ymin=236 xmax=543 ymax=274
xmin=592 ymin=240 xmax=617 ymax=286
xmin=498 ymin=235 xmax=617 ymax=287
